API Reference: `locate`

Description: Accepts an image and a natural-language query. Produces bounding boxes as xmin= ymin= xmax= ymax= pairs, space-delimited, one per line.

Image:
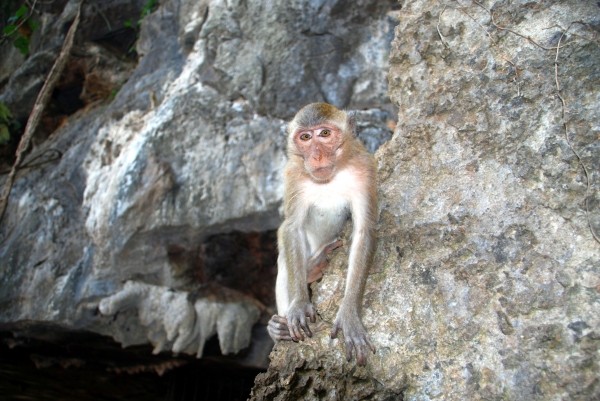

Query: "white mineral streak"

xmin=0 ymin=0 xmax=397 ymax=371
xmin=98 ymin=281 xmax=260 ymax=356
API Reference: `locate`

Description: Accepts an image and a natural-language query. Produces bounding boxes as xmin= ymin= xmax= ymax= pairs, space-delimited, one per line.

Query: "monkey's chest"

xmin=299 ymin=169 xmax=358 ymax=207
xmin=303 ymin=194 xmax=350 ymax=246
xmin=299 ymin=170 xmax=357 ymax=240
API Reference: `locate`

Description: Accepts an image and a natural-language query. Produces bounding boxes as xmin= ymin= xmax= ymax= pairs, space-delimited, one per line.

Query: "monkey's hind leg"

xmin=267 ymin=315 xmax=293 ymax=341
xmin=307 ymin=240 xmax=344 ymax=283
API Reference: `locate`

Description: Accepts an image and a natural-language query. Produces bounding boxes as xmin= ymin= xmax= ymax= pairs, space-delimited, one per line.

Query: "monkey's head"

xmin=287 ymin=103 xmax=356 ymax=182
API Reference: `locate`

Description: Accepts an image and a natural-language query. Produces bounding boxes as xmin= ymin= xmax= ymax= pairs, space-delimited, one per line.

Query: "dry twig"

xmin=473 ymin=0 xmax=568 ymax=51
xmin=553 ymin=23 xmax=600 ymax=244
xmin=458 ymin=1 xmax=599 ymax=244
xmin=460 ymin=5 xmax=497 ymax=45
xmin=437 ymin=4 xmax=450 ymax=48
xmin=0 ymin=1 xmax=82 ymax=222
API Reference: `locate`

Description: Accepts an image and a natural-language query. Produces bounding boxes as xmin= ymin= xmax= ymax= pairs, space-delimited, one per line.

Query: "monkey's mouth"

xmin=310 ymin=165 xmax=334 ymax=181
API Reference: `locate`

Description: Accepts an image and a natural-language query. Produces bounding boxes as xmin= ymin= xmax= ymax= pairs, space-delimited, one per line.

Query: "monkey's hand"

xmin=285 ymin=300 xmax=316 ymax=341
xmin=331 ymin=307 xmax=376 ymax=366
xmin=267 ymin=315 xmax=293 ymax=342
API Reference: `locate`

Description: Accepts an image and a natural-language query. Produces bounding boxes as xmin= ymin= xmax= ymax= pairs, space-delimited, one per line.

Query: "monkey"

xmin=268 ymin=103 xmax=377 ymax=366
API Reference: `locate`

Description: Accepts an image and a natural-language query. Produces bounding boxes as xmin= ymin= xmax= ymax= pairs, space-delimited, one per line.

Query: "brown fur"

xmin=268 ymin=103 xmax=377 ymax=366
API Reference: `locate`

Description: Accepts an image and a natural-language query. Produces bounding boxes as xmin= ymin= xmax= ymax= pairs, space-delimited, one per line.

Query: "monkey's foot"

xmin=325 ymin=240 xmax=344 ymax=255
xmin=331 ymin=309 xmax=376 ymax=366
xmin=267 ymin=315 xmax=293 ymax=341
xmin=307 ymin=264 xmax=325 ymax=283
xmin=307 ymin=240 xmax=344 ymax=283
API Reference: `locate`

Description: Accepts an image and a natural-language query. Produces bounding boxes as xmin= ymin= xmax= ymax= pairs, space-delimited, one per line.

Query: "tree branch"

xmin=0 ymin=1 xmax=82 ymax=222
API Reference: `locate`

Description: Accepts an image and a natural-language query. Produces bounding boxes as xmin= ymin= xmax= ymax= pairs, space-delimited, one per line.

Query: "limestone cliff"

xmin=1 ymin=0 xmax=598 ymax=400
xmin=251 ymin=1 xmax=600 ymax=400
xmin=0 ymin=0 xmax=396 ymax=373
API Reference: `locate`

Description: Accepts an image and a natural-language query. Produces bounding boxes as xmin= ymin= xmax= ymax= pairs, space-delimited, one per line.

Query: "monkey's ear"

xmin=347 ymin=111 xmax=358 ymax=137
xmin=285 ymin=121 xmax=296 ymax=137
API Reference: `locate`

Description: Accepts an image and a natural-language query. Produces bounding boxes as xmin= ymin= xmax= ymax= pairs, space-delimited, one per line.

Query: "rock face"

xmin=0 ymin=0 xmax=396 ymax=370
xmin=3 ymin=0 xmax=598 ymax=398
xmin=251 ymin=1 xmax=600 ymax=400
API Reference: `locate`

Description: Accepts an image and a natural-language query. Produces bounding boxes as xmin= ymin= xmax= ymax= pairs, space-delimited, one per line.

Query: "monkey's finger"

xmin=268 ymin=317 xmax=285 ymax=327
xmin=306 ymin=268 xmax=323 ymax=283
xmin=356 ymin=344 xmax=367 ymax=366
xmin=268 ymin=316 xmax=288 ymax=330
xmin=345 ymin=339 xmax=353 ymax=361
xmin=306 ymin=305 xmax=316 ymax=323
xmin=325 ymin=240 xmax=344 ymax=254
xmin=297 ymin=317 xmax=308 ymax=339
xmin=269 ymin=320 xmax=288 ymax=331
xmin=366 ymin=337 xmax=376 ymax=354
xmin=291 ymin=323 xmax=304 ymax=341
xmin=300 ymin=318 xmax=313 ymax=338
xmin=330 ymin=324 xmax=340 ymax=339
xmin=276 ymin=333 xmax=294 ymax=341
xmin=268 ymin=327 xmax=293 ymax=341
xmin=272 ymin=315 xmax=288 ymax=324
xmin=287 ymin=317 xmax=303 ymax=341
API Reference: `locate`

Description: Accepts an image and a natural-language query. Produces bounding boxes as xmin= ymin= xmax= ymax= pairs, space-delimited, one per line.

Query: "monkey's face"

xmin=293 ymin=124 xmax=343 ymax=182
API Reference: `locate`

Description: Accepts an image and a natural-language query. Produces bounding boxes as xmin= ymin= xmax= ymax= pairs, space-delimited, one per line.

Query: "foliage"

xmin=124 ymin=0 xmax=158 ymax=28
xmin=123 ymin=0 xmax=159 ymax=56
xmin=140 ymin=0 xmax=158 ymax=20
xmin=2 ymin=5 xmax=39 ymax=55
xmin=0 ymin=102 xmax=20 ymax=146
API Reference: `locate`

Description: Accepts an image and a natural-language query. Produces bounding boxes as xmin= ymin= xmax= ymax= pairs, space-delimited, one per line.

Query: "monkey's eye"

xmin=320 ymin=129 xmax=331 ymax=137
xmin=300 ymin=133 xmax=311 ymax=141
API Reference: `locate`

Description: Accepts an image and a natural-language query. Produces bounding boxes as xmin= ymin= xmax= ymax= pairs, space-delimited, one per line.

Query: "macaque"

xmin=268 ymin=103 xmax=377 ymax=366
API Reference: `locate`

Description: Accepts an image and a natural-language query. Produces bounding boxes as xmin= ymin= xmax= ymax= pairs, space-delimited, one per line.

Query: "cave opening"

xmin=0 ymin=329 xmax=262 ymax=401
xmin=0 ymin=229 xmax=280 ymax=401
xmin=196 ymin=229 xmax=279 ymax=307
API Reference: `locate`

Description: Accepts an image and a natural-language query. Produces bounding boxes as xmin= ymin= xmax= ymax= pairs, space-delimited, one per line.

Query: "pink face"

xmin=294 ymin=124 xmax=343 ymax=181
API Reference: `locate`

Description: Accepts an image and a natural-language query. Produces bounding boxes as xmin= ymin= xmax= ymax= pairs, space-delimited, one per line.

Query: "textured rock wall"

xmin=0 ymin=0 xmax=397 ymax=368
xmin=251 ymin=1 xmax=600 ymax=399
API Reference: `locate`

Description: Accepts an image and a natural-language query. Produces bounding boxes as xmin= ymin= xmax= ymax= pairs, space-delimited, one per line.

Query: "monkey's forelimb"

xmin=330 ymin=185 xmax=377 ymax=366
xmin=280 ymin=223 xmax=317 ymax=341
xmin=269 ymin=240 xmax=343 ymax=342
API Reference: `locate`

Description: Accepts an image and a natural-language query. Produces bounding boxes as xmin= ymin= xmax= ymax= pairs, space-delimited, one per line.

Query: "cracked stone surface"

xmin=250 ymin=1 xmax=600 ymax=399
xmin=0 ymin=0 xmax=397 ymax=367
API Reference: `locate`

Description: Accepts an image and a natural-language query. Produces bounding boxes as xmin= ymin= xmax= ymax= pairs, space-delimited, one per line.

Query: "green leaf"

xmin=9 ymin=120 xmax=21 ymax=131
xmin=0 ymin=124 xmax=10 ymax=145
xmin=0 ymin=102 xmax=12 ymax=122
xmin=13 ymin=35 xmax=30 ymax=55
xmin=141 ymin=0 xmax=157 ymax=18
xmin=3 ymin=24 xmax=17 ymax=36
xmin=124 ymin=17 xmax=133 ymax=28
xmin=29 ymin=20 xmax=39 ymax=32
xmin=14 ymin=5 xmax=28 ymax=18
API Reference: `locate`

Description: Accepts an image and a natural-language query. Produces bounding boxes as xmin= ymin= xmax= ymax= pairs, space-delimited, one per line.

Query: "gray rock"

xmin=251 ymin=1 xmax=600 ymax=399
xmin=0 ymin=0 xmax=397 ymax=368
